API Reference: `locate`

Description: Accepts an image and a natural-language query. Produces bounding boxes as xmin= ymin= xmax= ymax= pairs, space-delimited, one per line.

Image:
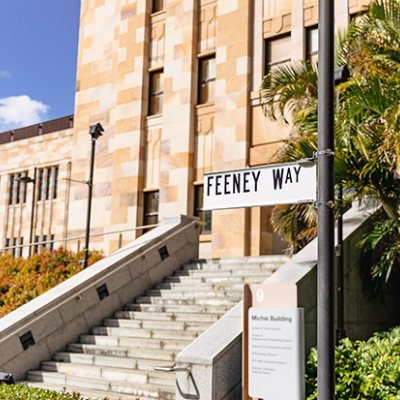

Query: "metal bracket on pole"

xmin=297 ymin=149 xmax=334 ymax=166
xmin=314 ymin=149 xmax=335 ymax=158
xmin=318 ymin=200 xmax=335 ymax=209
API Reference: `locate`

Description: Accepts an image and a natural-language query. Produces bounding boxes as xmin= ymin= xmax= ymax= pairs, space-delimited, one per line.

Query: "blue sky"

xmin=0 ymin=0 xmax=81 ymax=132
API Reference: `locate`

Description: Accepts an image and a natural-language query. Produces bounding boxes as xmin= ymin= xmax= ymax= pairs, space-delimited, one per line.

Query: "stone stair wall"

xmin=0 ymin=215 xmax=200 ymax=382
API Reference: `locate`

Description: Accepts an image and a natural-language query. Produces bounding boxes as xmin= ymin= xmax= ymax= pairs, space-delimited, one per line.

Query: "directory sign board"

xmin=248 ymin=307 xmax=305 ymax=400
xmin=203 ymin=162 xmax=316 ymax=210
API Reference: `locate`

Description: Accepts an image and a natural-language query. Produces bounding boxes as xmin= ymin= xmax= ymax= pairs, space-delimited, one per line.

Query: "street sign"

xmin=248 ymin=307 xmax=305 ymax=400
xmin=203 ymin=161 xmax=316 ymax=210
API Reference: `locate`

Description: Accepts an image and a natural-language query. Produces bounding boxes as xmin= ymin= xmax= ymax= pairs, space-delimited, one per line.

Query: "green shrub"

xmin=0 ymin=249 xmax=102 ymax=318
xmin=0 ymin=383 xmax=108 ymax=400
xmin=306 ymin=327 xmax=400 ymax=399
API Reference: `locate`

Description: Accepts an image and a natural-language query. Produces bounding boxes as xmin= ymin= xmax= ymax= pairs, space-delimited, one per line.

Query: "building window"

xmin=306 ymin=26 xmax=318 ymax=64
xmin=149 ymin=70 xmax=163 ymax=116
xmin=8 ymin=171 xmax=28 ymax=205
xmin=264 ymin=34 xmax=291 ymax=74
xmin=18 ymin=237 xmax=24 ymax=257
xmin=143 ymin=191 xmax=159 ymax=232
xmin=5 ymin=237 xmax=24 ymax=257
xmin=194 ymin=185 xmax=212 ymax=234
xmin=33 ymin=234 xmax=54 ymax=254
xmin=152 ymin=0 xmax=164 ymax=13
xmin=37 ymin=166 xmax=59 ymax=201
xmin=34 ymin=235 xmax=40 ymax=254
xmin=49 ymin=234 xmax=55 ymax=251
xmin=198 ymin=55 xmax=216 ymax=104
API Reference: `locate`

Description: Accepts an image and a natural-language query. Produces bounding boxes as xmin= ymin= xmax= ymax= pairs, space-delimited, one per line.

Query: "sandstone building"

xmin=0 ymin=0 xmax=369 ymax=259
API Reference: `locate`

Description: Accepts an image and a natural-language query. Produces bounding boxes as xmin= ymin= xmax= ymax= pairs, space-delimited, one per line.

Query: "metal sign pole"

xmin=317 ymin=0 xmax=335 ymax=398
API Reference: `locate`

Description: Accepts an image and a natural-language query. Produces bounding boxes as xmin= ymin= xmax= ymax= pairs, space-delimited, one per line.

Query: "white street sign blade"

xmin=203 ymin=162 xmax=316 ymax=210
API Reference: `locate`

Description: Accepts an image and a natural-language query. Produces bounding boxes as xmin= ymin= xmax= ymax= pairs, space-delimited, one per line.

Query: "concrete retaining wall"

xmin=0 ymin=215 xmax=200 ymax=380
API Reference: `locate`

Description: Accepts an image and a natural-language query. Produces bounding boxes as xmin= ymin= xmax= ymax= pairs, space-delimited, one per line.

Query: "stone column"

xmin=211 ymin=0 xmax=252 ymax=258
xmin=158 ymin=0 xmax=197 ymax=219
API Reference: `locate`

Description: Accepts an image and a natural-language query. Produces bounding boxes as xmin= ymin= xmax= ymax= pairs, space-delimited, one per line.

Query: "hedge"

xmin=0 ymin=249 xmax=102 ymax=318
xmin=306 ymin=326 xmax=400 ymax=399
xmin=0 ymin=383 xmax=108 ymax=400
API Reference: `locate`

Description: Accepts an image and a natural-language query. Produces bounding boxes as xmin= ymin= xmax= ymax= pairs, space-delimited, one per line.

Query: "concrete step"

xmin=135 ymin=296 xmax=238 ymax=307
xmin=79 ymin=334 xmax=191 ymax=350
xmin=91 ymin=326 xmax=200 ymax=340
xmin=54 ymin=351 xmax=175 ymax=372
xmin=103 ymin=318 xmax=212 ymax=332
xmin=125 ymin=302 xmax=232 ymax=314
xmin=67 ymin=343 xmax=177 ymax=361
xmin=114 ymin=310 xmax=223 ymax=323
xmin=164 ymin=274 xmax=270 ymax=284
xmin=173 ymin=268 xmax=277 ymax=277
xmin=145 ymin=288 xmax=242 ymax=299
xmin=191 ymin=255 xmax=289 ymax=265
xmin=155 ymin=281 xmax=247 ymax=292
xmin=182 ymin=261 xmax=285 ymax=271
xmin=26 ymin=371 xmax=175 ymax=399
xmin=40 ymin=361 xmax=174 ymax=386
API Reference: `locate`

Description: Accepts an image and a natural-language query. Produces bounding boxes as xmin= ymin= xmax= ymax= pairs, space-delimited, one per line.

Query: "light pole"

xmin=17 ymin=170 xmax=37 ymax=257
xmin=82 ymin=123 xmax=104 ymax=269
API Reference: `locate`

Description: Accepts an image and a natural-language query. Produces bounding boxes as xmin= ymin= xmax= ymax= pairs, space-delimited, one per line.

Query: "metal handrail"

xmin=154 ymin=364 xmax=191 ymax=373
xmin=0 ymin=224 xmax=159 ymax=253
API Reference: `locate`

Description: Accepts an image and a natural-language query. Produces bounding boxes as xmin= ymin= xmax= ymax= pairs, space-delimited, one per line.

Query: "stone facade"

xmin=0 ymin=0 xmax=369 ymax=258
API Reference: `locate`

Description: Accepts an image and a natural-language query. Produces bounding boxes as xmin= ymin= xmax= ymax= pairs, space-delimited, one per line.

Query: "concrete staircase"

xmin=25 ymin=255 xmax=288 ymax=399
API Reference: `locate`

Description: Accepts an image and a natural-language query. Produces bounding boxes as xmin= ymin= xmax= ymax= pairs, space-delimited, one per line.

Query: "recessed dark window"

xmin=194 ymin=185 xmax=212 ymax=234
xmin=149 ymin=70 xmax=163 ymax=116
xmin=143 ymin=191 xmax=159 ymax=232
xmin=198 ymin=56 xmax=216 ymax=104
xmin=37 ymin=166 xmax=59 ymax=201
xmin=152 ymin=0 xmax=164 ymax=13
xmin=6 ymin=237 xmax=24 ymax=258
xmin=264 ymin=34 xmax=291 ymax=75
xmin=8 ymin=171 xmax=28 ymax=205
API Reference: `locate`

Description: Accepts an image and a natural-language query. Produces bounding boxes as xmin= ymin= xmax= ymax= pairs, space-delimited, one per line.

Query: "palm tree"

xmin=260 ymin=0 xmax=400 ymax=278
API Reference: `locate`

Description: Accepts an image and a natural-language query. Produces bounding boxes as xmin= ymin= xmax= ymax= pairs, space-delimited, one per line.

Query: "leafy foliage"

xmin=260 ymin=0 xmax=400 ymax=274
xmin=0 ymin=249 xmax=102 ymax=318
xmin=0 ymin=384 xmax=108 ymax=400
xmin=306 ymin=327 xmax=400 ymax=399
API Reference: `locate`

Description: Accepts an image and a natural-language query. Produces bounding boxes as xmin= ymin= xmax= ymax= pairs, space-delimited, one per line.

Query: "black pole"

xmin=28 ymin=168 xmax=37 ymax=257
xmin=336 ymin=184 xmax=345 ymax=343
xmin=82 ymin=137 xmax=96 ymax=269
xmin=317 ymin=0 xmax=335 ymax=398
xmin=82 ymin=123 xmax=103 ymax=269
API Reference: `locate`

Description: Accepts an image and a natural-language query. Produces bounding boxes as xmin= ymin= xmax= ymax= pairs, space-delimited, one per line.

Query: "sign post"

xmin=317 ymin=0 xmax=335 ymax=398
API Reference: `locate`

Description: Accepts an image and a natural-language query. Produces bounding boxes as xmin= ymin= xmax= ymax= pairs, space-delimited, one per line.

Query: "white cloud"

xmin=0 ymin=70 xmax=11 ymax=79
xmin=0 ymin=95 xmax=50 ymax=132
